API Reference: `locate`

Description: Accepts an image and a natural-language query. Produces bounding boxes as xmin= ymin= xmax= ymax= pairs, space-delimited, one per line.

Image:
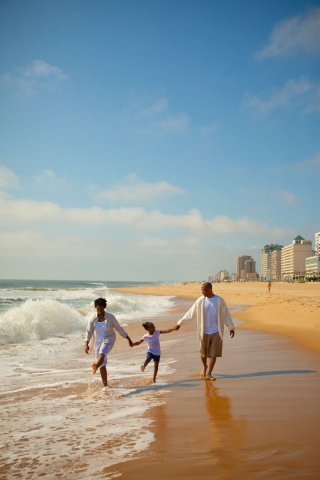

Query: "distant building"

xmin=305 ymin=256 xmax=320 ymax=279
xmin=261 ymin=244 xmax=283 ymax=281
xmin=271 ymin=249 xmax=282 ymax=281
xmin=315 ymin=232 xmax=320 ymax=256
xmin=239 ymin=257 xmax=257 ymax=281
xmin=236 ymin=255 xmax=251 ymax=278
xmin=281 ymin=235 xmax=313 ymax=281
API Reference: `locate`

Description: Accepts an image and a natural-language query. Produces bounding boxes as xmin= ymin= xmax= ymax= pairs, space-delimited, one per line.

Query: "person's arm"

xmin=110 ymin=315 xmax=130 ymax=340
xmin=84 ymin=318 xmax=94 ymax=353
xmin=176 ymin=299 xmax=199 ymax=328
xmin=126 ymin=335 xmax=133 ymax=347
xmin=131 ymin=339 xmax=144 ymax=347
xmin=221 ymin=298 xmax=235 ymax=338
xmin=160 ymin=325 xmax=180 ymax=334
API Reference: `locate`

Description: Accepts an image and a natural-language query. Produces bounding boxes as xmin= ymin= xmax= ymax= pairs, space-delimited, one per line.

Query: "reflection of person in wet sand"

xmin=131 ymin=322 xmax=179 ymax=383
xmin=176 ymin=282 xmax=235 ymax=380
xmin=85 ymin=298 xmax=133 ymax=387
xmin=205 ymin=382 xmax=245 ymax=450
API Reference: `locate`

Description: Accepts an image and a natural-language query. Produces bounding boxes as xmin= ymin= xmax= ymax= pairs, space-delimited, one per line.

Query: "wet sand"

xmin=105 ymin=282 xmax=320 ymax=479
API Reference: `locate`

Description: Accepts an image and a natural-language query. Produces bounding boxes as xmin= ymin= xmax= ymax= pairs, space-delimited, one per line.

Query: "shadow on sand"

xmin=119 ymin=369 xmax=316 ymax=396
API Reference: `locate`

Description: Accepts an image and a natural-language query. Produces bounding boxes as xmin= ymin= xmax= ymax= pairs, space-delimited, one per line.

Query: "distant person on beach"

xmin=175 ymin=282 xmax=235 ymax=381
xmin=85 ymin=297 xmax=133 ymax=387
xmin=131 ymin=322 xmax=180 ymax=383
xmin=267 ymin=281 xmax=271 ymax=293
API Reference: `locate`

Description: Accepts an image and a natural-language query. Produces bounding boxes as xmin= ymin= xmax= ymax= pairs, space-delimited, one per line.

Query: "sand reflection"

xmin=205 ymin=381 xmax=246 ymax=467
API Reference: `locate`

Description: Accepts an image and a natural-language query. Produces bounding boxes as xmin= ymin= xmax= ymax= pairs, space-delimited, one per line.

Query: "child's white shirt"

xmin=142 ymin=329 xmax=161 ymax=355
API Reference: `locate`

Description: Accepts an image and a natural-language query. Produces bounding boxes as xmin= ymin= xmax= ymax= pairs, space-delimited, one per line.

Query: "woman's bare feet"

xmin=91 ymin=362 xmax=97 ymax=374
xmin=206 ymin=374 xmax=216 ymax=381
xmin=140 ymin=365 xmax=145 ymax=372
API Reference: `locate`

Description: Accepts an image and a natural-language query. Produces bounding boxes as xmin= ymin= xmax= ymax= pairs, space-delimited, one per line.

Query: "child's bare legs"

xmin=153 ymin=361 xmax=159 ymax=383
xmin=140 ymin=356 xmax=152 ymax=372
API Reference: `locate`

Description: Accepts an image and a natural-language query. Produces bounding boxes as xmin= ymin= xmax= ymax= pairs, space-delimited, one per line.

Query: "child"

xmin=131 ymin=321 xmax=179 ymax=383
xmin=85 ymin=297 xmax=133 ymax=387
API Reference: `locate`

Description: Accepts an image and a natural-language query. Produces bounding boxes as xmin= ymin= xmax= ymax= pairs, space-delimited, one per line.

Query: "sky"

xmin=0 ymin=0 xmax=319 ymax=281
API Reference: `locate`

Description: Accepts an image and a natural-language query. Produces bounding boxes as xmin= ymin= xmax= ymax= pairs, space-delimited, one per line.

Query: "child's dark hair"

xmin=142 ymin=322 xmax=152 ymax=330
xmin=94 ymin=297 xmax=107 ymax=308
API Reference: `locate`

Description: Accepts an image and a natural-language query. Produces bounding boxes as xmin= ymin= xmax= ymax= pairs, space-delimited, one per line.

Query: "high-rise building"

xmin=261 ymin=244 xmax=283 ymax=280
xmin=281 ymin=235 xmax=313 ymax=281
xmin=245 ymin=258 xmax=256 ymax=273
xmin=315 ymin=232 xmax=320 ymax=256
xmin=271 ymin=249 xmax=282 ymax=281
xmin=236 ymin=255 xmax=251 ymax=278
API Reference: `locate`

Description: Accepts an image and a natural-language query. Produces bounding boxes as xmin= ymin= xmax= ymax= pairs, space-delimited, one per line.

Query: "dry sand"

xmin=104 ymin=282 xmax=320 ymax=479
xmin=113 ymin=281 xmax=320 ymax=354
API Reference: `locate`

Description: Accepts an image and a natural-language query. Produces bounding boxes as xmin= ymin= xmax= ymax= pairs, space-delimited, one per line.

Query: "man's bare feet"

xmin=200 ymin=368 xmax=207 ymax=378
xmin=140 ymin=365 xmax=145 ymax=372
xmin=206 ymin=374 xmax=216 ymax=381
xmin=91 ymin=362 xmax=97 ymax=374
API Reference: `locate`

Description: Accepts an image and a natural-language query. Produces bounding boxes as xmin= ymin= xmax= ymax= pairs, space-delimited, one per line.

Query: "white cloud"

xmin=1 ymin=60 xmax=67 ymax=95
xmin=0 ymin=165 xmax=20 ymax=190
xmin=135 ymin=113 xmax=190 ymax=136
xmin=244 ymin=77 xmax=316 ymax=115
xmin=255 ymin=7 xmax=320 ymax=59
xmin=240 ymin=187 xmax=300 ymax=206
xmin=34 ymin=170 xmax=68 ymax=188
xmin=96 ymin=174 xmax=186 ymax=203
xmin=156 ymin=113 xmax=190 ymax=135
xmin=277 ymin=189 xmax=299 ymax=205
xmin=199 ymin=122 xmax=218 ymax=136
xmin=136 ymin=98 xmax=168 ymax=118
xmin=0 ymin=191 xmax=289 ymax=238
xmin=292 ymin=152 xmax=320 ymax=171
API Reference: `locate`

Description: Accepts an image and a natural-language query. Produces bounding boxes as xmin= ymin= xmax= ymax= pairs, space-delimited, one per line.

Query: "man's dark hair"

xmin=94 ymin=297 xmax=107 ymax=308
xmin=202 ymin=282 xmax=213 ymax=289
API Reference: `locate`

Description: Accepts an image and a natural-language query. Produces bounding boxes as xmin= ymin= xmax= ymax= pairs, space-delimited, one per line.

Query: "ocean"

xmin=0 ymin=279 xmax=191 ymax=479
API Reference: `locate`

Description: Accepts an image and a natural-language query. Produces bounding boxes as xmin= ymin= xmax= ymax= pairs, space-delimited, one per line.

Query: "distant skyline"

xmin=0 ymin=1 xmax=319 ymax=280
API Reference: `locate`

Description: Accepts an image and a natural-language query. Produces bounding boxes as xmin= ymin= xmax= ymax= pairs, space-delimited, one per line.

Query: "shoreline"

xmin=105 ymin=292 xmax=320 ymax=479
xmin=112 ymin=282 xmax=320 ymax=356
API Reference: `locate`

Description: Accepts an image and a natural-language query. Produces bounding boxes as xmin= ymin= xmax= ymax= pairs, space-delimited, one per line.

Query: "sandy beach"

xmin=105 ymin=282 xmax=320 ymax=479
xmin=1 ymin=282 xmax=319 ymax=479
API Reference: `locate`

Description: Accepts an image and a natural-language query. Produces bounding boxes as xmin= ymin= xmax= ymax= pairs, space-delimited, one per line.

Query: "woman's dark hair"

xmin=142 ymin=322 xmax=152 ymax=330
xmin=94 ymin=297 xmax=107 ymax=308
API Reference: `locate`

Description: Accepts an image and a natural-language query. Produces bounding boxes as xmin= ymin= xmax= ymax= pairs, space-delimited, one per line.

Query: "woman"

xmin=85 ymin=297 xmax=133 ymax=387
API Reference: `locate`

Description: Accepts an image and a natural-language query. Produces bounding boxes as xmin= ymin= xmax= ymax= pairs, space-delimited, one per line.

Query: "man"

xmin=176 ymin=282 xmax=235 ymax=380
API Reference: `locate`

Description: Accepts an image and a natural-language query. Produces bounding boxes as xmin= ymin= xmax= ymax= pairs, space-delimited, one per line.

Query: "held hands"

xmin=174 ymin=324 xmax=180 ymax=331
xmin=230 ymin=329 xmax=235 ymax=338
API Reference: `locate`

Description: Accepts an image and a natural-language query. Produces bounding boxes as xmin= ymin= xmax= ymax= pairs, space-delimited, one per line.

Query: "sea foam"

xmin=0 ymin=299 xmax=86 ymax=344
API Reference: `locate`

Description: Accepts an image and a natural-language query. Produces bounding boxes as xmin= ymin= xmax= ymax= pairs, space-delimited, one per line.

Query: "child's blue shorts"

xmin=147 ymin=352 xmax=160 ymax=363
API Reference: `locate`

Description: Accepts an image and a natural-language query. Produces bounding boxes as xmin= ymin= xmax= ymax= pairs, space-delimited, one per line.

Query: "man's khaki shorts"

xmin=200 ymin=332 xmax=222 ymax=358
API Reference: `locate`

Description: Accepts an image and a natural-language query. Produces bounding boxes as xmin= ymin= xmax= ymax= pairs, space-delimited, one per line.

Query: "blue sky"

xmin=0 ymin=0 xmax=319 ymax=281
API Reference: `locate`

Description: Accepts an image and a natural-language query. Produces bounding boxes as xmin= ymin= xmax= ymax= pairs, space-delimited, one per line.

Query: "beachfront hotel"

xmin=304 ymin=232 xmax=320 ymax=280
xmin=315 ymin=232 xmax=320 ymax=256
xmin=271 ymin=249 xmax=282 ymax=282
xmin=281 ymin=235 xmax=313 ymax=281
xmin=260 ymin=244 xmax=283 ymax=281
